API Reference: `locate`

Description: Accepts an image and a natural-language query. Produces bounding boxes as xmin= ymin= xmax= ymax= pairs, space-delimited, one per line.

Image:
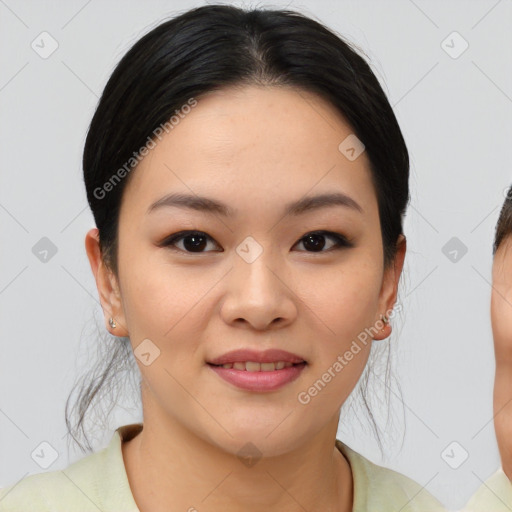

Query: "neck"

xmin=122 ymin=415 xmax=353 ymax=512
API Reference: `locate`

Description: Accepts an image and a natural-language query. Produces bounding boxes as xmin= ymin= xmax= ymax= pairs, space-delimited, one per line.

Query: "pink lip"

xmin=207 ymin=348 xmax=306 ymax=365
xmin=207 ymin=362 xmax=307 ymax=392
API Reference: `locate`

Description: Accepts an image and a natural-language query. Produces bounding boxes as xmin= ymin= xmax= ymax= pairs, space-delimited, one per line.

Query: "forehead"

xmin=120 ymin=84 xmax=377 ymax=220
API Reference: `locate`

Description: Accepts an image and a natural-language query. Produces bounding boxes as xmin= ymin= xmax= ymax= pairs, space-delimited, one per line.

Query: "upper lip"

xmin=207 ymin=349 xmax=306 ymax=365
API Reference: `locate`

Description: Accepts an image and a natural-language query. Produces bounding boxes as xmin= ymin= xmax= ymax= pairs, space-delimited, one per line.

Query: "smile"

xmin=209 ymin=361 xmax=300 ymax=371
xmin=207 ymin=361 xmax=307 ymax=392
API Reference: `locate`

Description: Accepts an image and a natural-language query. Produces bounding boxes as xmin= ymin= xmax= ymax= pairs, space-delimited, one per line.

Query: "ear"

xmin=85 ymin=228 xmax=128 ymax=337
xmin=373 ymin=234 xmax=406 ymax=341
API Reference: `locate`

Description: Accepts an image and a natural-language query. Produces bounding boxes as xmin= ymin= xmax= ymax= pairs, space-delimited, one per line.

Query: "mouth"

xmin=206 ymin=348 xmax=308 ymax=391
xmin=206 ymin=359 xmax=307 ymax=392
xmin=207 ymin=361 xmax=307 ymax=371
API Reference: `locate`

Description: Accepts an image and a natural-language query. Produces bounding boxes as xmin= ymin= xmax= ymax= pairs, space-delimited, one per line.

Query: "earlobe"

xmin=372 ymin=313 xmax=392 ymax=341
xmin=85 ymin=228 xmax=129 ymax=337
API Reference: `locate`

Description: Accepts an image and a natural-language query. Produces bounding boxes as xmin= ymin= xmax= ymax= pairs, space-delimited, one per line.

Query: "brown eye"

xmin=160 ymin=229 xmax=353 ymax=255
xmin=161 ymin=231 xmax=221 ymax=253
xmin=294 ymin=231 xmax=353 ymax=253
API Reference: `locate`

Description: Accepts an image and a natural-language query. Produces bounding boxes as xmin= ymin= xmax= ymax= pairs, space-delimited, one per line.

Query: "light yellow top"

xmin=462 ymin=468 xmax=512 ymax=511
xmin=0 ymin=423 xmax=446 ymax=511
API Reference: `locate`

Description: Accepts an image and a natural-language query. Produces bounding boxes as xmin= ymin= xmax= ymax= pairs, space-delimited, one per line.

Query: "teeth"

xmin=219 ymin=361 xmax=297 ymax=371
xmin=246 ymin=361 xmax=261 ymax=372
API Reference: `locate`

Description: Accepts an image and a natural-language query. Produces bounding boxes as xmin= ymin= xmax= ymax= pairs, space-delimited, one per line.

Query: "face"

xmin=492 ymin=234 xmax=512 ymax=479
xmin=86 ymin=85 xmax=405 ymax=457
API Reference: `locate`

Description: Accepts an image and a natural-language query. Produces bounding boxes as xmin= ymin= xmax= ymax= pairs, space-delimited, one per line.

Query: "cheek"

xmin=295 ymin=262 xmax=380 ymax=393
xmin=118 ymin=252 xmax=217 ymax=352
xmin=492 ymin=293 xmax=512 ymax=363
xmin=301 ymin=261 xmax=382 ymax=342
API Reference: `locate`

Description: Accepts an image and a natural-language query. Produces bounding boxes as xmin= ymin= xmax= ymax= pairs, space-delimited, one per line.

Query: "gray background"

xmin=1 ymin=0 xmax=511 ymax=509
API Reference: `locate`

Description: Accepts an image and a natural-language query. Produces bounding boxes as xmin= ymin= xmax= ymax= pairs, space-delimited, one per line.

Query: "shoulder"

xmin=336 ymin=440 xmax=446 ymax=511
xmin=462 ymin=468 xmax=512 ymax=511
xmin=0 ymin=424 xmax=142 ymax=512
xmin=0 ymin=449 xmax=107 ymax=511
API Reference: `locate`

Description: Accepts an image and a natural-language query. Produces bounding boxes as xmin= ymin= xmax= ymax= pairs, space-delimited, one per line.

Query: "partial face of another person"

xmin=88 ymin=84 xmax=405 ymax=457
xmin=492 ymin=234 xmax=512 ymax=480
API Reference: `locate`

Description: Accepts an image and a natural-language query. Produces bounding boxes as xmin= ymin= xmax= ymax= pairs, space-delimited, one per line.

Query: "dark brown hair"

xmin=494 ymin=185 xmax=512 ymax=256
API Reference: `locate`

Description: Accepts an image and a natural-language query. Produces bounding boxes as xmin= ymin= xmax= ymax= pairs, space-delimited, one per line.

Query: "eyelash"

xmin=159 ymin=230 xmax=354 ymax=254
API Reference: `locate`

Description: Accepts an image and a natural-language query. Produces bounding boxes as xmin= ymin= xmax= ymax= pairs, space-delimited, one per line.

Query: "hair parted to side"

xmin=66 ymin=3 xmax=410 ymax=455
xmin=493 ymin=186 xmax=512 ymax=256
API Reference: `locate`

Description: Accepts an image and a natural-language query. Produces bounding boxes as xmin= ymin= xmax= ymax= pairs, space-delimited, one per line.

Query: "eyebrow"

xmin=146 ymin=191 xmax=363 ymax=217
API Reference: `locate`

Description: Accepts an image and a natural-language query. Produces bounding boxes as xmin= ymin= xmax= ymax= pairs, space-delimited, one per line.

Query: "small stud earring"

xmin=379 ymin=314 xmax=390 ymax=333
xmin=109 ymin=317 xmax=117 ymax=329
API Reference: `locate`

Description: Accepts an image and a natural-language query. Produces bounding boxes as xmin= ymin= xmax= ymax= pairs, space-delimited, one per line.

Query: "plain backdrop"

xmin=1 ymin=0 xmax=511 ymax=509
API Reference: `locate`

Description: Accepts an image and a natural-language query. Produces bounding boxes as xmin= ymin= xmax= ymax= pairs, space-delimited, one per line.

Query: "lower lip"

xmin=207 ymin=362 xmax=307 ymax=392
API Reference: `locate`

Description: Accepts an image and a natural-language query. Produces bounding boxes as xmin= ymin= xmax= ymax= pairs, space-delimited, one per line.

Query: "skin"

xmin=492 ymin=234 xmax=512 ymax=480
xmin=85 ymin=84 xmax=406 ymax=512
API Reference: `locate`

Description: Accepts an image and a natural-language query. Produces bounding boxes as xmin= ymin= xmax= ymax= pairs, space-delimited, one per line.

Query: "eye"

xmin=293 ymin=231 xmax=353 ymax=253
xmin=160 ymin=229 xmax=353 ymax=254
xmin=160 ymin=230 xmax=221 ymax=253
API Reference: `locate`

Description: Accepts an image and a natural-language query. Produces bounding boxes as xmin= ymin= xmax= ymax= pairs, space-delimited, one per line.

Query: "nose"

xmin=220 ymin=249 xmax=298 ymax=331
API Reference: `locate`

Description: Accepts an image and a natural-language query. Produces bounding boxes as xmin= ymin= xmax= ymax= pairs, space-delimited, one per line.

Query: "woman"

xmin=463 ymin=186 xmax=512 ymax=511
xmin=0 ymin=4 xmax=445 ymax=511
